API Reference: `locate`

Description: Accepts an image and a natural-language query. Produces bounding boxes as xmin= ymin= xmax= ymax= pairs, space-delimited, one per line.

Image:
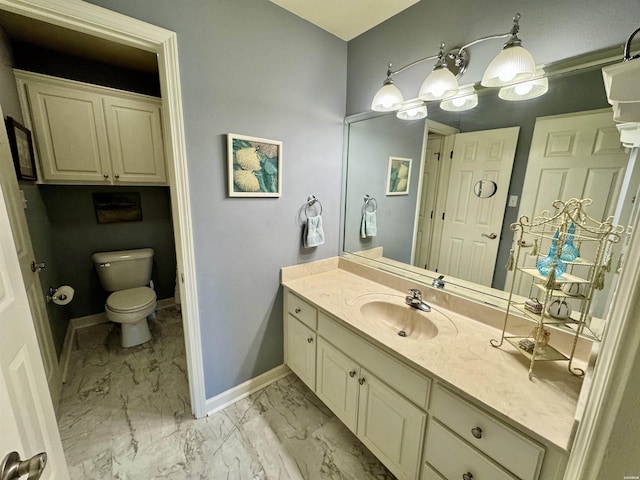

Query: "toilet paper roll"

xmin=53 ymin=285 xmax=74 ymax=306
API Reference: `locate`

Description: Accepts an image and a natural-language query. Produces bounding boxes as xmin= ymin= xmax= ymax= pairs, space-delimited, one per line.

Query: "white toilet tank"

xmin=92 ymin=248 xmax=154 ymax=292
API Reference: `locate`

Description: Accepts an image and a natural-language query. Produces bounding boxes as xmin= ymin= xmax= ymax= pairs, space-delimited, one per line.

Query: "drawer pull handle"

xmin=471 ymin=427 xmax=483 ymax=439
xmin=307 ymin=337 xmax=313 ymax=343
xmin=349 ymin=370 xmax=357 ymax=378
xmin=295 ymin=307 xmax=301 ymax=314
xmin=462 ymin=473 xmax=473 ymax=480
xmin=358 ymin=377 xmax=365 ymax=385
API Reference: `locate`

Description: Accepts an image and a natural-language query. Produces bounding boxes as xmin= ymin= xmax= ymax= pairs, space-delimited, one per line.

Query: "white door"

xmin=0 ymin=183 xmax=70 ymax=478
xmin=0 ymin=106 xmax=61 ymax=407
xmin=436 ymin=127 xmax=520 ymax=286
xmin=414 ymin=134 xmax=443 ymax=270
xmin=509 ymin=109 xmax=629 ymax=300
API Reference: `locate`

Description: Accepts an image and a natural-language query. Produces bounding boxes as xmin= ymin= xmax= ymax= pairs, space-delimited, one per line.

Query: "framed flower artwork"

xmin=227 ymin=133 xmax=282 ymax=197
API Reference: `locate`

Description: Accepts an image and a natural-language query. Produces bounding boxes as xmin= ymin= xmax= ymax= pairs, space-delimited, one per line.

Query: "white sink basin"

xmin=356 ymin=296 xmax=457 ymax=341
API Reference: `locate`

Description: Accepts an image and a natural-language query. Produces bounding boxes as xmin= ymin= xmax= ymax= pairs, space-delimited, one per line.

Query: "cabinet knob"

xmin=295 ymin=307 xmax=301 ymax=314
xmin=358 ymin=377 xmax=365 ymax=385
xmin=462 ymin=473 xmax=473 ymax=480
xmin=307 ymin=337 xmax=313 ymax=344
xmin=103 ymin=173 xmax=109 ymax=178
xmin=349 ymin=370 xmax=356 ymax=378
xmin=471 ymin=427 xmax=483 ymax=439
xmin=114 ymin=174 xmax=120 ymax=179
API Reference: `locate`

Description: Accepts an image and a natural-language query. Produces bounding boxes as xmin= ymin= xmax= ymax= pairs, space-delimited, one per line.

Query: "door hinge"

xmin=181 ymin=273 xmax=185 ymax=283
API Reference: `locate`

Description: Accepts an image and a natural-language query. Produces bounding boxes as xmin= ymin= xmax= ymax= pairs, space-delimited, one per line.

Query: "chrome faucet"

xmin=432 ymin=275 xmax=445 ymax=289
xmin=405 ymin=289 xmax=431 ymax=312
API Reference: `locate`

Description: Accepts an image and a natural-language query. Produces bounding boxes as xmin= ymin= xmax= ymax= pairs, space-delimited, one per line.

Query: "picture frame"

xmin=227 ymin=133 xmax=282 ymax=197
xmin=5 ymin=116 xmax=37 ymax=181
xmin=385 ymin=156 xmax=412 ymax=195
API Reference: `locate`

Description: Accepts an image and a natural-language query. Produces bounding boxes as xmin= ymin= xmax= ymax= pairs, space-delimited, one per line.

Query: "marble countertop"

xmin=281 ymin=258 xmax=587 ymax=452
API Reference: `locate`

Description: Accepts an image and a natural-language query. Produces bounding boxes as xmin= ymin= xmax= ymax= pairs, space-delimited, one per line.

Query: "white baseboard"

xmin=205 ymin=364 xmax=292 ymax=416
xmin=59 ymin=297 xmax=176 ymax=383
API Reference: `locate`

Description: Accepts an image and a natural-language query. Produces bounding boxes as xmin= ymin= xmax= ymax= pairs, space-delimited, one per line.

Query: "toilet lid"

xmin=107 ymin=287 xmax=156 ymax=312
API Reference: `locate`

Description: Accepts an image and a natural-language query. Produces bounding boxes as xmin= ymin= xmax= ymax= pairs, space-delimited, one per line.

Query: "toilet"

xmin=92 ymin=248 xmax=157 ymax=347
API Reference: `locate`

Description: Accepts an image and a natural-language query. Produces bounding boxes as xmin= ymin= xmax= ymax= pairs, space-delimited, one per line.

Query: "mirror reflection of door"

xmin=507 ymin=109 xmax=629 ymax=325
xmin=424 ymin=127 xmax=520 ymax=286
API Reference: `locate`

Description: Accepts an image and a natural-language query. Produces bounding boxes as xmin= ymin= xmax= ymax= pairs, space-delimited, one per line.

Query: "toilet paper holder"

xmin=46 ymin=287 xmax=68 ymax=304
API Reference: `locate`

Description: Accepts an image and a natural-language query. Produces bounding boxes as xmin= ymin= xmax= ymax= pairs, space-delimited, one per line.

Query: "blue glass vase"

xmin=560 ymin=223 xmax=580 ymax=261
xmin=536 ymin=231 xmax=566 ymax=277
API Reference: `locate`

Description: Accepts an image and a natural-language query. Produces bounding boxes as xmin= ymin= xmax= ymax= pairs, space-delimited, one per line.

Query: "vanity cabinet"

xmin=283 ymin=286 xmax=563 ymax=480
xmin=15 ymin=70 xmax=166 ymax=185
xmin=423 ymin=384 xmax=544 ymax=480
xmin=284 ymin=291 xmax=317 ymax=390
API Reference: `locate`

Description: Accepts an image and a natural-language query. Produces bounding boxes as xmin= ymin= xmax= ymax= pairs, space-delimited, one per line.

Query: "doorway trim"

xmin=0 ymin=0 xmax=206 ymax=417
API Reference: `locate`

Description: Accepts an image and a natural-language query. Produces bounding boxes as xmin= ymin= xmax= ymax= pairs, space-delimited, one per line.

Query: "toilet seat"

xmin=107 ymin=286 xmax=156 ymax=313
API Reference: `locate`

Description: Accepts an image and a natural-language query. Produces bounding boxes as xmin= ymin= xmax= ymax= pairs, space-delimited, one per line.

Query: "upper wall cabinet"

xmin=15 ymin=70 xmax=167 ymax=185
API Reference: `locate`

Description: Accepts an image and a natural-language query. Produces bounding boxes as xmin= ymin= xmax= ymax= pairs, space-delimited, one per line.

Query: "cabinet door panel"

xmin=103 ymin=97 xmax=166 ymax=184
xmin=316 ymin=337 xmax=359 ymax=432
xmin=26 ymin=83 xmax=110 ymax=182
xmin=357 ymin=369 xmax=426 ymax=480
xmin=285 ymin=314 xmax=316 ymax=390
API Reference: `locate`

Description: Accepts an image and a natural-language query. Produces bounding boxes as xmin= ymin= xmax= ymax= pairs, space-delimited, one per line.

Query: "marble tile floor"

xmin=57 ymin=307 xmax=395 ymax=479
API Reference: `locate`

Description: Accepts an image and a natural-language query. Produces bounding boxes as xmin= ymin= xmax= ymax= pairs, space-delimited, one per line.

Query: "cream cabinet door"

xmin=285 ymin=314 xmax=316 ymax=390
xmin=25 ymin=82 xmax=111 ymax=183
xmin=315 ymin=337 xmax=359 ymax=432
xmin=102 ymin=97 xmax=166 ymax=184
xmin=357 ymin=369 xmax=427 ymax=480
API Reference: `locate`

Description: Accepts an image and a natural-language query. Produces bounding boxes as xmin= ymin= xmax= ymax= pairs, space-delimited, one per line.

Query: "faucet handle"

xmin=408 ymin=288 xmax=422 ymax=298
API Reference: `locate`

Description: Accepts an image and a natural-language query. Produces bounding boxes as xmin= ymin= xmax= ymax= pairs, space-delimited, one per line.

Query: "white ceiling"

xmin=270 ymin=0 xmax=421 ymax=41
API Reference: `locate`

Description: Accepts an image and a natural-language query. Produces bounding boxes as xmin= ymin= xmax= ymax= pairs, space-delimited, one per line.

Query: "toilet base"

xmin=120 ymin=317 xmax=152 ymax=348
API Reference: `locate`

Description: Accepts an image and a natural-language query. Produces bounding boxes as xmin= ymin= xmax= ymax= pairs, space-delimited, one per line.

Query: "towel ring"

xmin=363 ymin=194 xmax=377 ymax=213
xmin=305 ymin=195 xmax=323 ymax=217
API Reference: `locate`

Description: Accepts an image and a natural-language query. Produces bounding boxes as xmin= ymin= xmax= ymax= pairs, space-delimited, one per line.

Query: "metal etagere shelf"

xmin=491 ymin=198 xmax=624 ymax=379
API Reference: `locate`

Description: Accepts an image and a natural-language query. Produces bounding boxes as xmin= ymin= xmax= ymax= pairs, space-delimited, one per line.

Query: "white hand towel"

xmin=361 ymin=211 xmax=377 ymax=238
xmin=304 ymin=215 xmax=325 ymax=247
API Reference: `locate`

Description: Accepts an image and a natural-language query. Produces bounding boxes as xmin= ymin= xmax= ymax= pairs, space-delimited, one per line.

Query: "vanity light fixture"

xmin=396 ymin=99 xmax=428 ymax=120
xmin=602 ymin=25 xmax=640 ymax=123
xmin=371 ymin=13 xmax=536 ymax=112
xmin=440 ymin=85 xmax=478 ymax=111
xmin=498 ymin=68 xmax=548 ymax=101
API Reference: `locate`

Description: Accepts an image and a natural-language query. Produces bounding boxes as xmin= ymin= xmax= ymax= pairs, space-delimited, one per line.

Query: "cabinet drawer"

xmin=318 ymin=312 xmax=430 ymax=409
xmin=431 ymin=385 xmax=543 ymax=480
xmin=425 ymin=420 xmax=516 ymax=480
xmin=286 ymin=290 xmax=317 ymax=329
xmin=420 ymin=463 xmax=445 ymax=480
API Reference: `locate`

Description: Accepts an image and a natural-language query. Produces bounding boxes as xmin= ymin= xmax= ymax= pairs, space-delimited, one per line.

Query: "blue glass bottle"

xmin=560 ymin=223 xmax=580 ymax=261
xmin=536 ymin=230 xmax=566 ymax=277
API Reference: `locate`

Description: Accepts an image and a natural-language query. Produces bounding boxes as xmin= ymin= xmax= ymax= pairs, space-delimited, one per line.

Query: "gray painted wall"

xmin=85 ymin=0 xmax=347 ymax=398
xmin=344 ymin=114 xmax=424 ymax=262
xmin=347 ymin=0 xmax=640 ymax=115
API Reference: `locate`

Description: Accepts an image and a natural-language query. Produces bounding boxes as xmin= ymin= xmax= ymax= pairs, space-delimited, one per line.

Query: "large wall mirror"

xmin=341 ymin=48 xmax=640 ymax=336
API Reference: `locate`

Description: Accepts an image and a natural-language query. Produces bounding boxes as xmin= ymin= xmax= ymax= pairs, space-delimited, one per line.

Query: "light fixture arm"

xmin=387 ymin=50 xmax=441 ymax=77
xmin=623 ymin=26 xmax=640 ymax=61
xmin=458 ymin=13 xmax=522 ymax=58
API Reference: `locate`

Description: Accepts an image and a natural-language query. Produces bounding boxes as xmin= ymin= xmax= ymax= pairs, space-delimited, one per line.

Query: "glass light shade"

xmin=418 ymin=67 xmax=458 ymax=101
xmin=371 ymin=82 xmax=404 ymax=112
xmin=481 ymin=45 xmax=536 ymax=87
xmin=440 ymin=86 xmax=478 ymax=111
xmin=396 ymin=100 xmax=427 ymax=120
xmin=498 ymin=75 xmax=548 ymax=101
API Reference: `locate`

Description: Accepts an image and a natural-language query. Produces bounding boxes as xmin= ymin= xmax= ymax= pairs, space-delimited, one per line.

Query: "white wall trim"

xmin=206 ymin=365 xmax=292 ymax=416
xmin=0 ymin=0 xmax=206 ymax=418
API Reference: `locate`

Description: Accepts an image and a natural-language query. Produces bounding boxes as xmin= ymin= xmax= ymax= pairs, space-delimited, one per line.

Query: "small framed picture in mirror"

xmin=386 ymin=156 xmax=412 ymax=196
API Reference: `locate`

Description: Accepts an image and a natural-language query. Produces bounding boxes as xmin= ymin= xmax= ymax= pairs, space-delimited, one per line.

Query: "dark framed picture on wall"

xmin=227 ymin=133 xmax=282 ymax=197
xmin=5 ymin=116 xmax=37 ymax=181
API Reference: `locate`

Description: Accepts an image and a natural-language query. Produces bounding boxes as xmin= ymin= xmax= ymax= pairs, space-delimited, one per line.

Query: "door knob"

xmin=1 ymin=451 xmax=47 ymax=480
xmin=481 ymin=233 xmax=497 ymax=239
xmin=30 ymin=261 xmax=46 ymax=273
